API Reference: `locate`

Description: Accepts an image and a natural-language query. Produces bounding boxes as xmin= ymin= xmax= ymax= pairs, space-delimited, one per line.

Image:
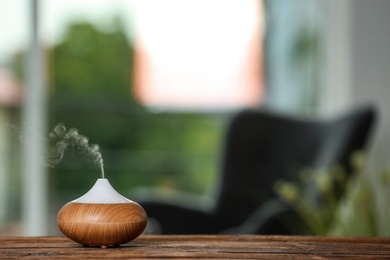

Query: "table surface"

xmin=1 ymin=235 xmax=390 ymax=259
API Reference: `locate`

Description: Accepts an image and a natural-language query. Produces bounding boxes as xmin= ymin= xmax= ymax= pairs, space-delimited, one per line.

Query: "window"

xmin=0 ymin=0 xmax=265 ymax=236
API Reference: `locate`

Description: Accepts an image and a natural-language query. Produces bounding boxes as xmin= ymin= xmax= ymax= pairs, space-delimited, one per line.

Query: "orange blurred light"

xmin=132 ymin=0 xmax=264 ymax=111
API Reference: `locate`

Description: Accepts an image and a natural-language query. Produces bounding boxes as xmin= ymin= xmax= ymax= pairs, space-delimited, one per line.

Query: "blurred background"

xmin=0 ymin=0 xmax=389 ymax=236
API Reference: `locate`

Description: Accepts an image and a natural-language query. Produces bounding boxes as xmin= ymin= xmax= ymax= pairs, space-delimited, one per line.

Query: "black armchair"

xmin=137 ymin=105 xmax=376 ymax=234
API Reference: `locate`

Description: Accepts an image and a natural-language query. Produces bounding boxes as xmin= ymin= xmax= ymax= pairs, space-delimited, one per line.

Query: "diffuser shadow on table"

xmin=133 ymin=106 xmax=376 ymax=235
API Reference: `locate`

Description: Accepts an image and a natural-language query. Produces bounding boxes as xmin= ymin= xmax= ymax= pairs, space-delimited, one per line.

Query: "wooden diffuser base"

xmin=58 ymin=202 xmax=147 ymax=248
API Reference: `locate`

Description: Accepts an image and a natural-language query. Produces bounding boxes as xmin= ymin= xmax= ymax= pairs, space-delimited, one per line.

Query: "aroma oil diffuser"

xmin=57 ymin=178 xmax=147 ymax=248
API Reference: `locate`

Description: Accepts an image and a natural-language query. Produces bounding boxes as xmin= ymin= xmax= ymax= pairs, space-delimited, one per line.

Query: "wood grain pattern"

xmin=1 ymin=235 xmax=390 ymax=259
xmin=57 ymin=202 xmax=147 ymax=247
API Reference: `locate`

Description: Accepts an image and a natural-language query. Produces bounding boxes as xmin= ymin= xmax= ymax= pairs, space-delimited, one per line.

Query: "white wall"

xmin=349 ymin=0 xmax=390 ymax=235
xmin=322 ymin=0 xmax=390 ymax=166
xmin=351 ymin=0 xmax=390 ymax=169
xmin=320 ymin=0 xmax=353 ymax=115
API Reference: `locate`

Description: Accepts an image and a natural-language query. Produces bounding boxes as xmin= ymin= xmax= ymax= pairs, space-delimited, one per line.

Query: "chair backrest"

xmin=213 ymin=105 xmax=376 ymax=227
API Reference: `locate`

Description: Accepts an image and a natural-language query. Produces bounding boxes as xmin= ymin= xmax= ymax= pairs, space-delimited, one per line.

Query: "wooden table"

xmin=1 ymin=235 xmax=390 ymax=259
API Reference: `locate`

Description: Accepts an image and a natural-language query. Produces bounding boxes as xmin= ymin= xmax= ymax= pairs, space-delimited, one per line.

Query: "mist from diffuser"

xmin=48 ymin=123 xmax=105 ymax=178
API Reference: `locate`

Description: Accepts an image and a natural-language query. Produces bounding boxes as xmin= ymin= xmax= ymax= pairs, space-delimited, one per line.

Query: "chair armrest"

xmin=132 ymin=187 xmax=216 ymax=234
xmin=221 ymin=198 xmax=305 ymax=235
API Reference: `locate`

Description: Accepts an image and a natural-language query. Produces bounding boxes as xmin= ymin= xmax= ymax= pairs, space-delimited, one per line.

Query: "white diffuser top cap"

xmin=73 ymin=178 xmax=131 ymax=204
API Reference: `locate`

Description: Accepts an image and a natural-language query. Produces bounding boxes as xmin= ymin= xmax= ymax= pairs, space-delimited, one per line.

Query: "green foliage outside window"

xmin=42 ymin=19 xmax=226 ymax=206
